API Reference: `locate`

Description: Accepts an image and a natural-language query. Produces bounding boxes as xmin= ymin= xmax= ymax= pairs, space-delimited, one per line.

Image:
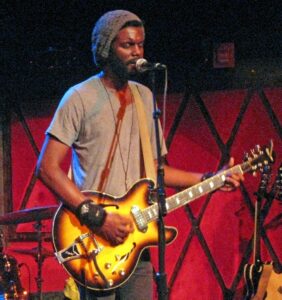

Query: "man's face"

xmin=108 ymin=26 xmax=145 ymax=78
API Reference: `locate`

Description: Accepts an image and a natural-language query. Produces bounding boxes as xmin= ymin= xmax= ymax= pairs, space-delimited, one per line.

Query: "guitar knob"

xmin=105 ymin=263 xmax=111 ymax=269
xmin=119 ymin=269 xmax=126 ymax=276
xmin=108 ymin=279 xmax=114 ymax=287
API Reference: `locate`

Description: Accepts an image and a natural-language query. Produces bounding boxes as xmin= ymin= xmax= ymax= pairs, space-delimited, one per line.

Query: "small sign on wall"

xmin=213 ymin=42 xmax=235 ymax=68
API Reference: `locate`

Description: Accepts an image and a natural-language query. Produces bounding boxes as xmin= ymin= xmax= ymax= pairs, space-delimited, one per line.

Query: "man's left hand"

xmin=219 ymin=157 xmax=244 ymax=192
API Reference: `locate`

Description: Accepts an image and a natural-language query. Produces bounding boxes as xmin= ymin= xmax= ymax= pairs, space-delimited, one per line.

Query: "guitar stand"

xmin=33 ymin=220 xmax=45 ymax=300
xmin=149 ymin=70 xmax=168 ymax=300
xmin=243 ymin=163 xmax=282 ymax=299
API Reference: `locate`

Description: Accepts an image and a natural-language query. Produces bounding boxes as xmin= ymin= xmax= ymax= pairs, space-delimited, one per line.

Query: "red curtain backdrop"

xmin=6 ymin=87 xmax=282 ymax=298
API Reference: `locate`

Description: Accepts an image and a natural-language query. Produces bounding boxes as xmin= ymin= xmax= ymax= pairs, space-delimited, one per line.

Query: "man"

xmin=36 ymin=10 xmax=242 ymax=300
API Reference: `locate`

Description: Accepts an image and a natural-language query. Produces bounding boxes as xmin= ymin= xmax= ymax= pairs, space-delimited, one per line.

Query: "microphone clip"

xmin=136 ymin=58 xmax=166 ymax=73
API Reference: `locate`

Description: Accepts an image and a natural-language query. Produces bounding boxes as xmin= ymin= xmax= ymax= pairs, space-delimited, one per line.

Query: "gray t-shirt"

xmin=47 ymin=73 xmax=167 ymax=196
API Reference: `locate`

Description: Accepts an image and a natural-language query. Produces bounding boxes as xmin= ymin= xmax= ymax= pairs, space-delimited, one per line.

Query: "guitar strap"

xmin=130 ymin=84 xmax=157 ymax=185
xmin=68 ymin=84 xmax=157 ymax=186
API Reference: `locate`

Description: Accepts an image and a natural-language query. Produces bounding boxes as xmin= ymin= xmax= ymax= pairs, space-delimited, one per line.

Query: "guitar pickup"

xmin=131 ymin=206 xmax=148 ymax=232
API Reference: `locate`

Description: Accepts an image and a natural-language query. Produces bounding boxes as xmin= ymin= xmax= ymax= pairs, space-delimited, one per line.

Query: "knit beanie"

xmin=91 ymin=10 xmax=142 ymax=67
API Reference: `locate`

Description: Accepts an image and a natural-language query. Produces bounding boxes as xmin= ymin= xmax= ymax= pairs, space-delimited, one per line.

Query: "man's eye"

xmin=121 ymin=42 xmax=144 ymax=49
xmin=122 ymin=43 xmax=132 ymax=48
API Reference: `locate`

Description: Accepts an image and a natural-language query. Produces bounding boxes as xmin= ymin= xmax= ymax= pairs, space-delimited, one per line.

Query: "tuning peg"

xmin=251 ymin=148 xmax=259 ymax=159
xmin=251 ymin=163 xmax=258 ymax=170
xmin=251 ymin=163 xmax=258 ymax=177
xmin=243 ymin=152 xmax=250 ymax=162
xmin=254 ymin=144 xmax=261 ymax=153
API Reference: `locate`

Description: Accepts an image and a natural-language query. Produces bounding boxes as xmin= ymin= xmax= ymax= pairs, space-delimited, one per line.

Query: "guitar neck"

xmin=253 ymin=164 xmax=273 ymax=264
xmin=253 ymin=198 xmax=262 ymax=263
xmin=143 ymin=163 xmax=246 ymax=222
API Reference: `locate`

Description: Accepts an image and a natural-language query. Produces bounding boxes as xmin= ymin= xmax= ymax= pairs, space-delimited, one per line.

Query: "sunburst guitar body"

xmin=53 ymin=179 xmax=177 ymax=291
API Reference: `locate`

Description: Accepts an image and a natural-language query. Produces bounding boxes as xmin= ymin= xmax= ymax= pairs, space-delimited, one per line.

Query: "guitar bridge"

xmin=55 ymin=232 xmax=103 ymax=264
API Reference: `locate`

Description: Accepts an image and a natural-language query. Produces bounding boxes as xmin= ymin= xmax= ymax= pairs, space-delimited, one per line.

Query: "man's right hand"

xmin=96 ymin=212 xmax=134 ymax=246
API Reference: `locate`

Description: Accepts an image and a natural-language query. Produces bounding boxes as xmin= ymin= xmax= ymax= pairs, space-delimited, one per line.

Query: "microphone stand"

xmin=149 ymin=71 xmax=168 ymax=300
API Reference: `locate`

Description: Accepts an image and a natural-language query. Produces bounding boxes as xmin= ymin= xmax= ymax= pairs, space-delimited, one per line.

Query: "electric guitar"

xmin=265 ymin=164 xmax=282 ymax=300
xmin=52 ymin=142 xmax=274 ymax=291
xmin=244 ymin=163 xmax=282 ymax=300
xmin=265 ymin=266 xmax=282 ymax=300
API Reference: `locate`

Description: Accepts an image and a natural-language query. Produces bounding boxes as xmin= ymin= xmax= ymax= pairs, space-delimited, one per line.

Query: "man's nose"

xmin=132 ymin=44 xmax=142 ymax=56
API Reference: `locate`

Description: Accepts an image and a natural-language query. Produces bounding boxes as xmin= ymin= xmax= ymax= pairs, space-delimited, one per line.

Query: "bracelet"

xmin=201 ymin=172 xmax=215 ymax=182
xmin=76 ymin=199 xmax=107 ymax=228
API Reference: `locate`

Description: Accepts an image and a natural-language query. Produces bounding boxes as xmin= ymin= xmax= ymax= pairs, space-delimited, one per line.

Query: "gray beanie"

xmin=91 ymin=10 xmax=142 ymax=67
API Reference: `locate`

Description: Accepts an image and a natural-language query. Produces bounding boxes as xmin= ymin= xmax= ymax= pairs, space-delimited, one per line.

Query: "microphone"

xmin=136 ymin=58 xmax=166 ymax=72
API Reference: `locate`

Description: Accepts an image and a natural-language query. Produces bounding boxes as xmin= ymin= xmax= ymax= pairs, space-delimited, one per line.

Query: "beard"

xmin=107 ymin=51 xmax=137 ymax=81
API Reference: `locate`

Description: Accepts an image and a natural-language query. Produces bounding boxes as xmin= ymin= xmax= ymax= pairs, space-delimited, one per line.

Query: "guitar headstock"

xmin=242 ymin=140 xmax=275 ymax=175
xmin=259 ymin=164 xmax=272 ymax=195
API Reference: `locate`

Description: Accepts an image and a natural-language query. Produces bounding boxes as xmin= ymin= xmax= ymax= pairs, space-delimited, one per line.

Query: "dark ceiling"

xmin=3 ymin=0 xmax=282 ymax=101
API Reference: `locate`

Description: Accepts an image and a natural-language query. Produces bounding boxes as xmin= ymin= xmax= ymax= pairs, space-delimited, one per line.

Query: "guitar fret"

xmin=166 ymin=173 xmax=227 ymax=211
xmin=143 ymin=204 xmax=159 ymax=222
xmin=169 ymin=196 xmax=180 ymax=210
xmin=152 ymin=207 xmax=158 ymax=217
xmin=176 ymin=197 xmax=180 ymax=204
xmin=221 ymin=174 xmax=226 ymax=181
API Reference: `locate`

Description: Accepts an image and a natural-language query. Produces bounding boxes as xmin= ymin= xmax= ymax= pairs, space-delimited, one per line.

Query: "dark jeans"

xmin=78 ymin=260 xmax=153 ymax=300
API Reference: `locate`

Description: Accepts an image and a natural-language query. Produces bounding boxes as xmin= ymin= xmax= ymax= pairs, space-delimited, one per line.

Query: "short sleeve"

xmin=46 ymin=87 xmax=85 ymax=146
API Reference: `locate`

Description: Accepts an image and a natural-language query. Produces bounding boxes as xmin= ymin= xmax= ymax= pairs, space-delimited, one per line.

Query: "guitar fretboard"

xmin=142 ymin=164 xmax=246 ymax=224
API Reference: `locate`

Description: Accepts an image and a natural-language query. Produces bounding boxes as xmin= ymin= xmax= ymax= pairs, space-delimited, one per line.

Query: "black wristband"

xmin=201 ymin=172 xmax=215 ymax=182
xmin=75 ymin=199 xmax=107 ymax=228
